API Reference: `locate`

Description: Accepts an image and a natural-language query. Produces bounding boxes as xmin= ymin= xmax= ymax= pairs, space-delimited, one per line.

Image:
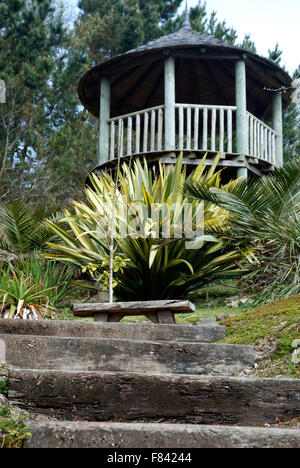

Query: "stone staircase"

xmin=0 ymin=318 xmax=300 ymax=448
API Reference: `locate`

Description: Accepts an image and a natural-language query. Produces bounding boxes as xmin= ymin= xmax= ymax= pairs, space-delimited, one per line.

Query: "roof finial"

xmin=182 ymin=1 xmax=192 ymax=30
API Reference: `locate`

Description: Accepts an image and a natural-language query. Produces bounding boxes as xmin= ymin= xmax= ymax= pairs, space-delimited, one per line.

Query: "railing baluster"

xmin=157 ymin=108 xmax=163 ymax=151
xmin=260 ymin=125 xmax=264 ymax=160
xmin=268 ymin=130 xmax=272 ymax=163
xmin=203 ymin=108 xmax=208 ymax=150
xmin=179 ymin=106 xmax=184 ymax=149
xmin=150 ymin=110 xmax=156 ymax=151
xmin=143 ymin=111 xmax=149 ymax=153
xmin=264 ymin=128 xmax=268 ymax=162
xmin=249 ymin=115 xmax=254 ymax=157
xmin=187 ymin=106 xmax=192 ymax=149
xmin=127 ymin=117 xmax=132 ymax=156
xmin=110 ymin=121 xmax=115 ymax=160
xmin=272 ymin=133 xmax=276 ymax=164
xmin=194 ymin=107 xmax=199 ymax=150
xmin=219 ymin=108 xmax=224 ymax=153
xmin=118 ymin=119 xmax=124 ymax=158
xmin=136 ymin=114 xmax=141 ymax=154
xmin=211 ymin=108 xmax=216 ymax=151
xmin=246 ymin=113 xmax=250 ymax=155
xmin=256 ymin=121 xmax=259 ymax=158
xmin=227 ymin=109 xmax=232 ymax=153
xmin=151 ymin=110 xmax=156 ymax=151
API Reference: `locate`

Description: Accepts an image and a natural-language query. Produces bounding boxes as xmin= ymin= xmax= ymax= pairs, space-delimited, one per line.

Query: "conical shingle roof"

xmin=78 ymin=9 xmax=292 ymax=119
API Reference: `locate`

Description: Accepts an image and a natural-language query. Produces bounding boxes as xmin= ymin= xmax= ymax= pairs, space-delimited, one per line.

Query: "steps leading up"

xmin=8 ymin=369 xmax=300 ymax=426
xmin=0 ymin=318 xmax=225 ymax=342
xmin=1 ymin=334 xmax=255 ymax=375
xmin=23 ymin=421 xmax=300 ymax=449
xmin=2 ymin=318 xmax=299 ymax=448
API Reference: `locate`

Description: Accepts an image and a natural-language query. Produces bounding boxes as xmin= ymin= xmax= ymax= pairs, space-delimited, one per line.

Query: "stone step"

xmin=8 ymin=370 xmax=300 ymax=426
xmin=0 ymin=319 xmax=225 ymax=343
xmin=1 ymin=334 xmax=254 ymax=375
xmin=23 ymin=421 xmax=300 ymax=449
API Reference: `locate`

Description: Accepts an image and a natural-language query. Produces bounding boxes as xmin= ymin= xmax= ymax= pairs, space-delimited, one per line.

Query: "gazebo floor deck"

xmin=90 ymin=150 xmax=275 ymax=180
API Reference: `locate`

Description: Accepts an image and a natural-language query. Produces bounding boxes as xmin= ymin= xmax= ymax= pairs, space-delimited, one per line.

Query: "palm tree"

xmin=184 ymin=158 xmax=300 ymax=303
xmin=0 ymin=202 xmax=57 ymax=255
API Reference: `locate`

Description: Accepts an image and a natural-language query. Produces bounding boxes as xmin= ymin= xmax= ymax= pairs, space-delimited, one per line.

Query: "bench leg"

xmin=156 ymin=310 xmax=175 ymax=324
xmin=93 ymin=313 xmax=109 ymax=322
xmin=145 ymin=313 xmax=159 ymax=324
xmin=109 ymin=313 xmax=124 ymax=323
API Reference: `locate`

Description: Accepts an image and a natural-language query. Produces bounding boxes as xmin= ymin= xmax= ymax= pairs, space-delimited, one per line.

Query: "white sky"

xmin=183 ymin=0 xmax=299 ymax=75
xmin=68 ymin=0 xmax=299 ymax=75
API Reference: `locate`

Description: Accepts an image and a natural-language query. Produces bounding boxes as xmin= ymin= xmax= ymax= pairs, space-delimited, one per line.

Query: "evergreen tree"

xmin=0 ymin=0 xmax=66 ymax=200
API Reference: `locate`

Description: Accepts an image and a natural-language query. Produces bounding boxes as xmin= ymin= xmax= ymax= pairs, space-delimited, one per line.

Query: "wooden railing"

xmin=247 ymin=112 xmax=277 ymax=165
xmin=107 ymin=104 xmax=277 ymax=165
xmin=108 ymin=105 xmax=164 ymax=160
xmin=175 ymin=104 xmax=236 ymax=153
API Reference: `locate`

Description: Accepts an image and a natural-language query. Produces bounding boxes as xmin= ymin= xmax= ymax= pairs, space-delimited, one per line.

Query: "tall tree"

xmin=0 ymin=0 xmax=87 ymax=207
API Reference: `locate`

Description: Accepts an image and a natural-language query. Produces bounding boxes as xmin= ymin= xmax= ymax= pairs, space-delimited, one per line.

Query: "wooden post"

xmin=272 ymin=92 xmax=283 ymax=167
xmin=164 ymin=56 xmax=176 ymax=152
xmin=235 ymin=60 xmax=248 ymax=178
xmin=98 ymin=76 xmax=111 ymax=165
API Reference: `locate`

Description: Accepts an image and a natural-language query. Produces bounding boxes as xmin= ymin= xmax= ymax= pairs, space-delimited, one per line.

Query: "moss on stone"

xmin=220 ymin=296 xmax=300 ymax=378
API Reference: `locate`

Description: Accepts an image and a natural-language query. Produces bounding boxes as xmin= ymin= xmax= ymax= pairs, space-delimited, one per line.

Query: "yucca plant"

xmin=16 ymin=255 xmax=78 ymax=307
xmin=0 ymin=263 xmax=56 ymax=319
xmin=46 ymin=155 xmax=248 ymax=301
xmin=184 ymin=158 xmax=300 ymax=305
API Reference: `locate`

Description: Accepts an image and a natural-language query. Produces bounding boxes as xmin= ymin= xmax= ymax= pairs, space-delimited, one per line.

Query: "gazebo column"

xmin=272 ymin=92 xmax=283 ymax=167
xmin=235 ymin=60 xmax=248 ymax=178
xmin=164 ymin=56 xmax=176 ymax=152
xmin=98 ymin=76 xmax=111 ymax=165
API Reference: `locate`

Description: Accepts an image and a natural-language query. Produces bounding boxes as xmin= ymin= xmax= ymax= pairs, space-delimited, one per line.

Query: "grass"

xmin=220 ymin=295 xmax=300 ymax=379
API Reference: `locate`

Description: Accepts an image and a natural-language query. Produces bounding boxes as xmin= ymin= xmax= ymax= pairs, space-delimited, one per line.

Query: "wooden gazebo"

xmin=78 ymin=7 xmax=292 ymax=178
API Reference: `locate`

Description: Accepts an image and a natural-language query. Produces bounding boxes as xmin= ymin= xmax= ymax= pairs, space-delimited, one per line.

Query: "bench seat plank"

xmin=73 ymin=300 xmax=195 ymax=318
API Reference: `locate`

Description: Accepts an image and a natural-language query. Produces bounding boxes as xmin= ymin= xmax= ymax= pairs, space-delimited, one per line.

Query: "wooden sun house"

xmin=78 ymin=7 xmax=292 ymax=178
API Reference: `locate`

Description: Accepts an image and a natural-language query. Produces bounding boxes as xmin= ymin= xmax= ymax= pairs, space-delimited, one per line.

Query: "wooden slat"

xmin=127 ymin=116 xmax=132 ymax=155
xmin=143 ymin=111 xmax=149 ymax=153
xmin=179 ymin=106 xmax=184 ymax=149
xmin=73 ymin=300 xmax=196 ymax=317
xmin=151 ymin=109 xmax=156 ymax=151
xmin=268 ymin=130 xmax=272 ymax=163
xmin=227 ymin=109 xmax=232 ymax=153
xmin=157 ymin=108 xmax=163 ymax=151
xmin=203 ymin=108 xmax=208 ymax=149
xmin=118 ymin=119 xmax=124 ymax=158
xmin=136 ymin=114 xmax=141 ymax=154
xmin=260 ymin=125 xmax=264 ymax=160
xmin=187 ymin=107 xmax=192 ymax=149
xmin=246 ymin=113 xmax=250 ymax=155
xmin=219 ymin=108 xmax=224 ymax=153
xmin=110 ymin=121 xmax=115 ymax=160
xmin=194 ymin=107 xmax=199 ymax=150
xmin=272 ymin=133 xmax=276 ymax=164
xmin=211 ymin=108 xmax=216 ymax=151
xmin=249 ymin=116 xmax=254 ymax=156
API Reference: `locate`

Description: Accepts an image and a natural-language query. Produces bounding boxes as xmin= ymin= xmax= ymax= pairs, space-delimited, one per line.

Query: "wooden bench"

xmin=72 ymin=300 xmax=195 ymax=324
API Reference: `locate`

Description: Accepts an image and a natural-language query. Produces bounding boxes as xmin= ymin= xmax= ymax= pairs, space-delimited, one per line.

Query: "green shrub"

xmin=46 ymin=155 xmax=248 ymax=300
